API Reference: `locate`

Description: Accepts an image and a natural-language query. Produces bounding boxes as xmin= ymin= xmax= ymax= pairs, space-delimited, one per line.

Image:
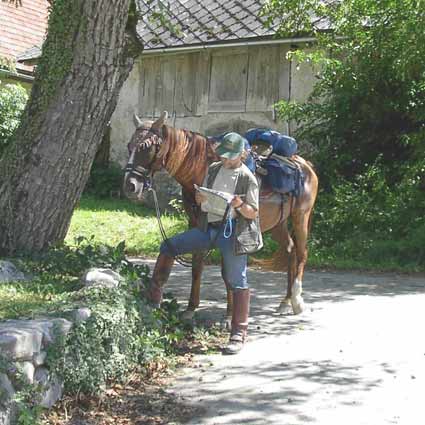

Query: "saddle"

xmin=257 ymin=154 xmax=304 ymax=198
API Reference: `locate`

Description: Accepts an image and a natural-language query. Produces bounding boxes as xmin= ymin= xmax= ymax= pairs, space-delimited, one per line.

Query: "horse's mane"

xmin=158 ymin=125 xmax=214 ymax=181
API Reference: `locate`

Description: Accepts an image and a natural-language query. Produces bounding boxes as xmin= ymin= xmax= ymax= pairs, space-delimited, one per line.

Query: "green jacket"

xmin=198 ymin=162 xmax=263 ymax=255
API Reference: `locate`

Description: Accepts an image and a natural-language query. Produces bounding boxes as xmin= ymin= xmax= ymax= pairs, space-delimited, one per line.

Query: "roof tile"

xmin=137 ymin=0 xmax=278 ymax=50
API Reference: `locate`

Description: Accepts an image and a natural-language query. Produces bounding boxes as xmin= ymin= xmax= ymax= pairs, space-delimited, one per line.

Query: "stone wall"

xmin=0 ymin=263 xmax=119 ymax=425
xmin=0 ymin=318 xmax=73 ymax=424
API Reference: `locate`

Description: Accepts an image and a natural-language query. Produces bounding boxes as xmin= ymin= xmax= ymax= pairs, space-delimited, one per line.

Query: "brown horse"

xmin=123 ymin=111 xmax=318 ymax=320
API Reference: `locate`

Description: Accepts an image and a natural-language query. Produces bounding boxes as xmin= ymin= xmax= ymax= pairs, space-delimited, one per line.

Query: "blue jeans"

xmin=159 ymin=223 xmax=248 ymax=290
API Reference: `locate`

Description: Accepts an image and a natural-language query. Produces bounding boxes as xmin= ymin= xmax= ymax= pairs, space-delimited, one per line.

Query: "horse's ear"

xmin=133 ymin=113 xmax=144 ymax=129
xmin=151 ymin=111 xmax=168 ymax=130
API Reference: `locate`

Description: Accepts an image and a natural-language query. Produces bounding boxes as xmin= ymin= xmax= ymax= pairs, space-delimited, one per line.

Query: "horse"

xmin=123 ymin=111 xmax=318 ymax=321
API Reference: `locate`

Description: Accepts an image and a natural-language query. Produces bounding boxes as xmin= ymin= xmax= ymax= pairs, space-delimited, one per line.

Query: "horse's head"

xmin=123 ymin=111 xmax=168 ymax=201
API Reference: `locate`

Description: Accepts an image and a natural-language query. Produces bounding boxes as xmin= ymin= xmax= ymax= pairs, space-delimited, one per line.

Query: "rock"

xmin=34 ymin=368 xmax=63 ymax=408
xmin=39 ymin=377 xmax=63 ymax=409
xmin=0 ymin=326 xmax=42 ymax=361
xmin=0 ymin=319 xmax=72 ymax=361
xmin=0 ymin=403 xmax=17 ymax=425
xmin=32 ymin=351 xmax=47 ymax=368
xmin=72 ymin=308 xmax=92 ymax=324
xmin=19 ymin=362 xmax=35 ymax=385
xmin=50 ymin=319 xmax=73 ymax=341
xmin=82 ymin=268 xmax=121 ymax=289
xmin=34 ymin=367 xmax=49 ymax=386
xmin=0 ymin=260 xmax=28 ymax=283
xmin=0 ymin=375 xmax=17 ymax=425
xmin=0 ymin=373 xmax=15 ymax=400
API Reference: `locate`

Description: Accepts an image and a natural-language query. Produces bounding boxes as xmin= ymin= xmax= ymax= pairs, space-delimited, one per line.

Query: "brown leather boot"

xmin=148 ymin=253 xmax=174 ymax=307
xmin=224 ymin=288 xmax=250 ymax=354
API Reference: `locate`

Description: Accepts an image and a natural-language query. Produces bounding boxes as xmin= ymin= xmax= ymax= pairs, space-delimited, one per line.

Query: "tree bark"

xmin=0 ymin=0 xmax=142 ymax=254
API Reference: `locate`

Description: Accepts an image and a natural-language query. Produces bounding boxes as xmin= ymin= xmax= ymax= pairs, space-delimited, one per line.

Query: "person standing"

xmin=147 ymin=132 xmax=262 ymax=354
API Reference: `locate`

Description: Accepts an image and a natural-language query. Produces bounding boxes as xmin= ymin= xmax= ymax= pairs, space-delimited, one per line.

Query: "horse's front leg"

xmin=181 ymin=251 xmax=204 ymax=321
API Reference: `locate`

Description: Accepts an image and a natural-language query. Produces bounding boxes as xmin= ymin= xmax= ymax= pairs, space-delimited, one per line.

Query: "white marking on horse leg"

xmin=181 ymin=309 xmax=195 ymax=322
xmin=276 ymin=297 xmax=292 ymax=315
xmin=124 ymin=150 xmax=135 ymax=181
xmin=291 ymin=278 xmax=305 ymax=315
xmin=220 ymin=314 xmax=232 ymax=330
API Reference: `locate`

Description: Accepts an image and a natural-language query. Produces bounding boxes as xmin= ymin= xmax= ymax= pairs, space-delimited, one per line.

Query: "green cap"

xmin=215 ymin=132 xmax=246 ymax=159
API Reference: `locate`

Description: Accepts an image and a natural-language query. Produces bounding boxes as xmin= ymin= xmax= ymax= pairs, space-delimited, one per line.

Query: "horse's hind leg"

xmin=289 ymin=209 xmax=312 ymax=314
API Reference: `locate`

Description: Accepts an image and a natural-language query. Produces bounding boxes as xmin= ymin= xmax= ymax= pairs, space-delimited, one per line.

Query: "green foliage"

xmin=84 ymin=162 xmax=124 ymax=198
xmin=29 ymin=0 xmax=86 ymax=113
xmin=266 ymin=0 xmax=425 ymax=187
xmin=0 ymin=56 xmax=16 ymax=71
xmin=0 ymin=354 xmax=44 ymax=425
xmin=42 ymin=241 xmax=187 ymax=396
xmin=310 ymin=159 xmax=425 ymax=271
xmin=263 ymin=0 xmax=425 ymax=270
xmin=0 ymin=82 xmax=28 ymax=157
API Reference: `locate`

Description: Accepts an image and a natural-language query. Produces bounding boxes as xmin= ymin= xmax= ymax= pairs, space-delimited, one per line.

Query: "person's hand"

xmin=231 ymin=195 xmax=244 ymax=208
xmin=195 ymin=191 xmax=207 ymax=205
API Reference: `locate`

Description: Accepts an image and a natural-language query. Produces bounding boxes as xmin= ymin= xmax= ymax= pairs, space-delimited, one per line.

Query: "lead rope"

xmin=223 ymin=216 xmax=233 ymax=239
xmin=149 ymin=187 xmax=232 ymax=268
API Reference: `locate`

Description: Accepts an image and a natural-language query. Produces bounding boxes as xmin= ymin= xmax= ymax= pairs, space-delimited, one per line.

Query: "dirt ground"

xmin=162 ymin=263 xmax=425 ymax=425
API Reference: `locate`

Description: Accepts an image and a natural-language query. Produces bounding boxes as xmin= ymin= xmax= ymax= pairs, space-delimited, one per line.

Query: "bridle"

xmin=124 ymin=126 xmax=197 ymax=267
xmin=124 ymin=127 xmax=164 ymax=189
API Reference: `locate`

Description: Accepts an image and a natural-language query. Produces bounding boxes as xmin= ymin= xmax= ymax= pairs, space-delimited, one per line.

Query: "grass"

xmin=66 ymin=196 xmax=187 ymax=256
xmin=0 ymin=276 xmax=81 ymax=320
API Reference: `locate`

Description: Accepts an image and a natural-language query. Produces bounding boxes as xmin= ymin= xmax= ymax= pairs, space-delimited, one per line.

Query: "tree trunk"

xmin=0 ymin=0 xmax=142 ymax=254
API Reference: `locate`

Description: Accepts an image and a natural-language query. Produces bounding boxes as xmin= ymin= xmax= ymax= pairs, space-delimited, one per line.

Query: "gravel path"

xmin=144 ymin=261 xmax=425 ymax=425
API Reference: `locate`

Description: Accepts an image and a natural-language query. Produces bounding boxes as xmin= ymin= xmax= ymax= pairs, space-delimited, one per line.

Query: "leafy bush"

xmin=0 ymin=82 xmax=28 ymax=157
xmin=265 ymin=0 xmax=425 ymax=188
xmin=84 ymin=162 xmax=123 ymax=198
xmin=262 ymin=1 xmax=425 ymax=270
xmin=310 ymin=159 xmax=425 ymax=270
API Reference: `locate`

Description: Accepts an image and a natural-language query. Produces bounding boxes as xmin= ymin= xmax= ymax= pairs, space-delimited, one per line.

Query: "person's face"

xmin=220 ymin=154 xmax=242 ymax=169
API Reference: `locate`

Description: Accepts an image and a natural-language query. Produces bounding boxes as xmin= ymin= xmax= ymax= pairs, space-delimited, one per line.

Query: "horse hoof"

xmin=291 ymin=296 xmax=305 ymax=315
xmin=181 ymin=310 xmax=195 ymax=322
xmin=220 ymin=315 xmax=232 ymax=330
xmin=276 ymin=301 xmax=292 ymax=315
